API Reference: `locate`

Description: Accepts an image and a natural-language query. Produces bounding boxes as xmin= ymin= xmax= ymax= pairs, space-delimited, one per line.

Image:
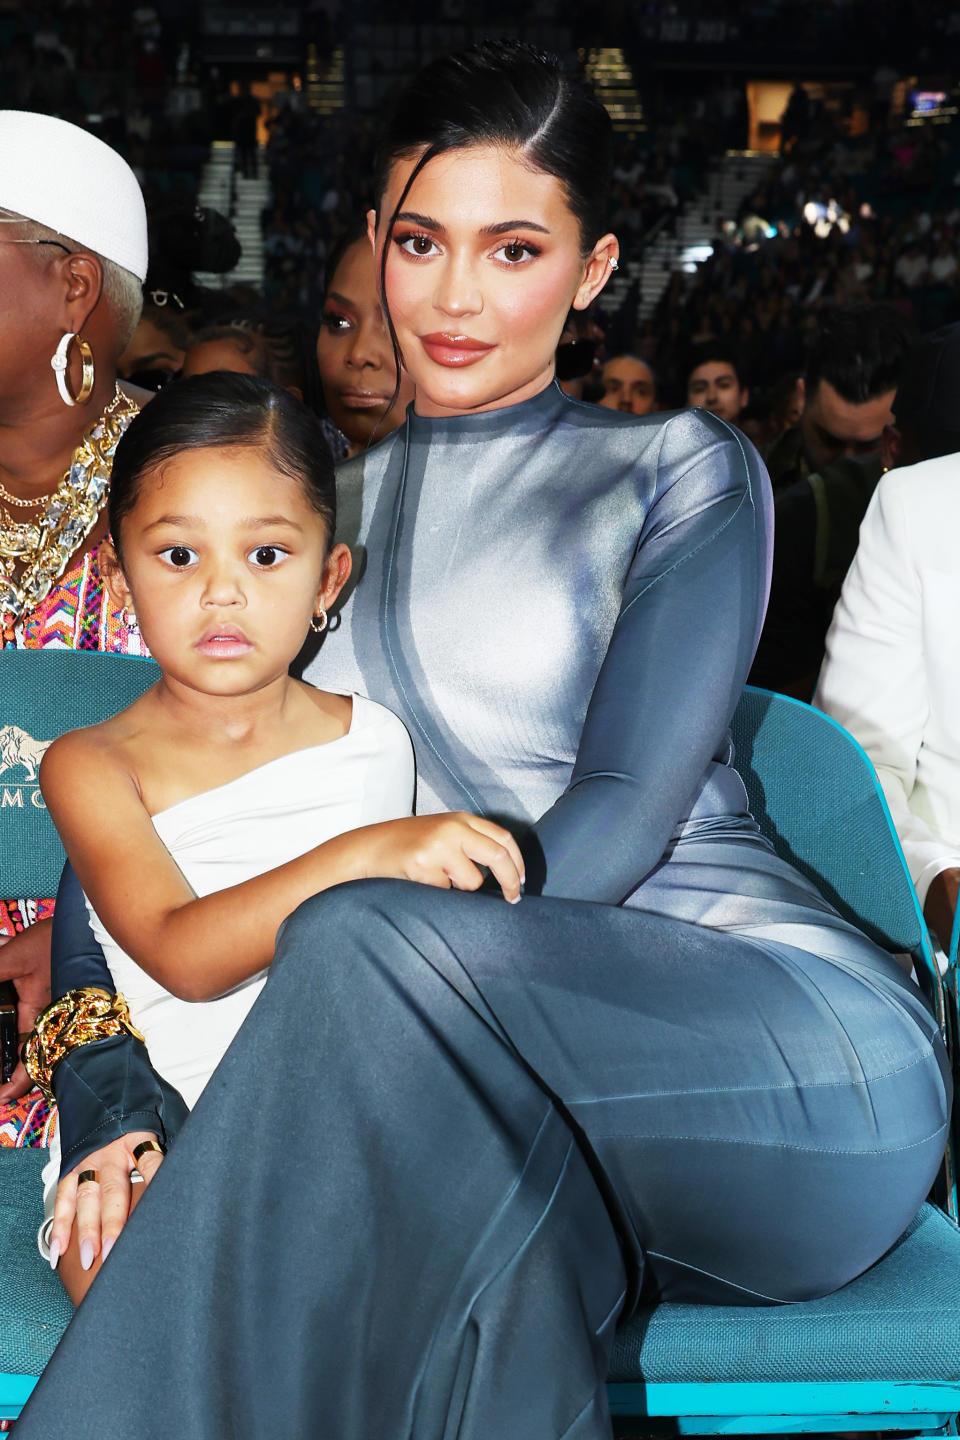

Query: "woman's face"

xmin=316 ymin=237 xmax=414 ymax=453
xmin=372 ymin=145 xmax=618 ymax=418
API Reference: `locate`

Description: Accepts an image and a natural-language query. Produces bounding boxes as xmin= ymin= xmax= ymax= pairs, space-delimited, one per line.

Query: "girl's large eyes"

xmin=248 ymin=545 xmax=288 ymax=568
xmin=159 ymin=545 xmax=197 ymax=568
xmin=492 ymin=240 xmax=540 ymax=265
xmin=396 ymin=233 xmax=440 ymax=258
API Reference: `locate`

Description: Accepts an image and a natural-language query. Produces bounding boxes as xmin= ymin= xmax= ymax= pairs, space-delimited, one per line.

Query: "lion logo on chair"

xmin=0 ymin=726 xmax=53 ymax=782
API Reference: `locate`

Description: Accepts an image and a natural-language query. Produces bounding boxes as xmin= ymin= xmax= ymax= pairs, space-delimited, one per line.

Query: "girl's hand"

xmin=358 ymin=813 xmax=525 ymax=903
xmin=50 ymin=1129 xmax=165 ymax=1278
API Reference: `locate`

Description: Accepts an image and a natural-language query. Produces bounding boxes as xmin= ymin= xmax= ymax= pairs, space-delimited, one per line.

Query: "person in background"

xmin=0 ymin=110 xmax=148 ymax=1134
xmin=685 ymin=343 xmax=749 ymax=426
xmin=765 ymin=304 xmax=912 ymax=495
xmin=749 ymin=304 xmax=912 ymax=698
xmin=816 ymin=324 xmax=960 ymax=951
xmin=117 ymin=293 xmax=190 ymax=392
xmin=598 ymin=352 xmax=657 ymax=414
xmin=316 ymin=224 xmax=414 ymax=460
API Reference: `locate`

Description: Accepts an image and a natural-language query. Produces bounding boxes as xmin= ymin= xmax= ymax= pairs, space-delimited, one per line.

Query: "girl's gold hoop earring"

xmin=310 ymin=606 xmax=328 ymax=635
xmin=51 ymin=331 xmax=95 ymax=407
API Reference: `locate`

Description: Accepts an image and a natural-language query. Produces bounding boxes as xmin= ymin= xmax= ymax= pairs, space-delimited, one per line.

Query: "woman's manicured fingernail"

xmin=48 ymin=1238 xmax=61 ymax=1271
xmin=101 ymin=1236 xmax=115 ymax=1263
xmin=508 ymin=892 xmax=521 ymax=904
xmin=79 ymin=1239 xmax=94 ymax=1271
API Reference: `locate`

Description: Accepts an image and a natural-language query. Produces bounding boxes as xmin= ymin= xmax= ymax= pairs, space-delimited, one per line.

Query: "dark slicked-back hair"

xmin=373 ymin=40 xmax=614 ymax=257
xmin=805 ymin=304 xmax=913 ymax=404
xmin=109 ymin=372 xmax=335 ymax=555
xmin=371 ymin=41 xmax=614 ymax=420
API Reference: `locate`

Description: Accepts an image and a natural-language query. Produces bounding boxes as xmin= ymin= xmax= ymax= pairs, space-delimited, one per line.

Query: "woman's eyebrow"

xmin=480 ymin=220 xmax=551 ymax=236
xmin=396 ymin=210 xmax=442 ymax=230
xmin=325 ymin=291 xmax=356 ymax=309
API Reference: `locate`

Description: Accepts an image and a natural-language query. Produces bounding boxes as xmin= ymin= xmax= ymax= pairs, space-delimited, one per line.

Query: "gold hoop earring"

xmin=310 ymin=605 xmax=328 ymax=634
xmin=51 ymin=332 xmax=95 ymax=407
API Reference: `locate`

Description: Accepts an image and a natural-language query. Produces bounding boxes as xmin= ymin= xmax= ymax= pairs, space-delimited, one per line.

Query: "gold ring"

xmin=77 ymin=1169 xmax=99 ymax=1186
xmin=132 ymin=1139 xmax=165 ymax=1165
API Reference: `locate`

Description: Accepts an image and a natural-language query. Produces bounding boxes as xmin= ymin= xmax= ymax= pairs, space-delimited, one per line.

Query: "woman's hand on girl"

xmin=358 ymin=813 xmax=525 ymax=903
xmin=50 ymin=1129 xmax=165 ymax=1280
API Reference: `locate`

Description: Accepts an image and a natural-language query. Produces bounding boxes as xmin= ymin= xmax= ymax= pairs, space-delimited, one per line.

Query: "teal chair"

xmin=0 ymin=650 xmax=159 ymax=1427
xmin=2 ymin=673 xmax=959 ymax=1433
xmin=608 ymin=687 xmax=960 ymax=1439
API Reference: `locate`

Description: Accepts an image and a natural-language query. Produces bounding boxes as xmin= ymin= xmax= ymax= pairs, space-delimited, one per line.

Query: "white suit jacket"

xmin=815 ymin=455 xmax=960 ymax=907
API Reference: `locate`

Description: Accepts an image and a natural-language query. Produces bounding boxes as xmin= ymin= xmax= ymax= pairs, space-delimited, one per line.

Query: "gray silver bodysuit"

xmin=19 ymin=384 xmax=951 ymax=1440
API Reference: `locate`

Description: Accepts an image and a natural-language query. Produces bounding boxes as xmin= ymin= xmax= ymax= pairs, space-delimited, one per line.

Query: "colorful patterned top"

xmin=1 ymin=538 xmax=149 ymax=1148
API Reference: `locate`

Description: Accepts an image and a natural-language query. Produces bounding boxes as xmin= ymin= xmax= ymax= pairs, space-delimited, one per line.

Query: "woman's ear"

xmin=99 ymin=541 xmax=133 ymax=613
xmin=366 ymin=209 xmax=377 ymax=254
xmin=572 ymin=234 xmax=620 ymax=312
xmin=318 ymin=542 xmax=353 ymax=613
xmin=56 ymin=250 xmax=104 ymax=333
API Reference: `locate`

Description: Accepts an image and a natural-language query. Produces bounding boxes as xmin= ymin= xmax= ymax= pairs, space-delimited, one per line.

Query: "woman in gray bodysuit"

xmin=18 ymin=42 xmax=951 ymax=1440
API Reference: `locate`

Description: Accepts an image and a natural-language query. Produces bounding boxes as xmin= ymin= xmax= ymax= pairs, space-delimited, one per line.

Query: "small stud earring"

xmin=608 ymin=256 xmax=619 ymax=271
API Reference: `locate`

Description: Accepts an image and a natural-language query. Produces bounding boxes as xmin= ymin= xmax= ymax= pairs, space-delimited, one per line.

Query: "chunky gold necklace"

xmin=0 ymin=385 xmax=140 ymax=625
xmin=0 ymin=480 xmax=53 ymax=510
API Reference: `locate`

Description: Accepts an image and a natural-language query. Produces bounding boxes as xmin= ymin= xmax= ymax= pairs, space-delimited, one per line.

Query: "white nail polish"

xmin=101 ymin=1235 xmax=115 ymax=1263
xmin=79 ymin=1238 xmax=94 ymax=1271
xmin=48 ymin=1238 xmax=61 ymax=1271
xmin=508 ymin=893 xmax=521 ymax=904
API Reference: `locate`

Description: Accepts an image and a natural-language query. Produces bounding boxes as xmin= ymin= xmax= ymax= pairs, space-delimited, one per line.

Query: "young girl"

xmin=35 ymin=369 xmax=523 ymax=1302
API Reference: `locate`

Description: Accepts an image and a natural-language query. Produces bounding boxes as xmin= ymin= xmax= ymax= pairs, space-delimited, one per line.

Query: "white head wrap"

xmin=0 ymin=111 xmax=148 ymax=281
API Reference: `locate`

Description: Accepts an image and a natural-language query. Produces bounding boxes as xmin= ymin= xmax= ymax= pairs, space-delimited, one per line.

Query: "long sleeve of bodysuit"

xmin=530 ymin=413 xmax=772 ymax=903
xmin=49 ymin=862 xmax=188 ymax=1175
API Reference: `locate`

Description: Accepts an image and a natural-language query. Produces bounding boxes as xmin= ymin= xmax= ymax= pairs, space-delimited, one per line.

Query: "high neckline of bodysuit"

xmin=407 ymin=379 xmax=568 ymax=441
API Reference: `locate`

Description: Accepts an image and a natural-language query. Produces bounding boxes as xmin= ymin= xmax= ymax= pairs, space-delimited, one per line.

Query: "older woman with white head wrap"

xmin=0 ymin=111 xmax=148 ymax=1120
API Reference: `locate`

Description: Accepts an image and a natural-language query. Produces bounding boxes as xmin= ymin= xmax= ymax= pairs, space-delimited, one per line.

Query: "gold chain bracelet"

xmin=23 ymin=987 xmax=146 ymax=1100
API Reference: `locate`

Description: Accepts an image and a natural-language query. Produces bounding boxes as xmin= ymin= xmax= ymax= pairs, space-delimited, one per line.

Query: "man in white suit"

xmin=815 ymin=324 xmax=960 ymax=949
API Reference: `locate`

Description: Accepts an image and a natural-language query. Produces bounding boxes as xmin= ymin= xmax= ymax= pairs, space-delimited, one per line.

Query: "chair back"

xmin=0 ymin=650 xmax=160 ymax=899
xmin=732 ymin=687 xmax=932 ymax=959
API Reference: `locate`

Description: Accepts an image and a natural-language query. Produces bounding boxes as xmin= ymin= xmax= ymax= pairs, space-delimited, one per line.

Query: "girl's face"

xmin=105 ymin=446 xmax=350 ymax=699
xmin=371 ymin=145 xmax=618 ymax=418
xmin=316 ymin=237 xmax=415 ymax=453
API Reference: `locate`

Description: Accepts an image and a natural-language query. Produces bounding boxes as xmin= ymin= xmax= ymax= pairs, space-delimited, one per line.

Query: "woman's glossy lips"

xmin=195 ymin=624 xmax=253 ymax=659
xmin=337 ymin=389 xmax=392 ymax=410
xmin=419 ymin=333 xmax=495 ymax=368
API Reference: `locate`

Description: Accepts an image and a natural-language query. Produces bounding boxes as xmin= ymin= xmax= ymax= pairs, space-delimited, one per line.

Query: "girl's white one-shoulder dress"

xmin=39 ymin=691 xmax=414 ymax=1251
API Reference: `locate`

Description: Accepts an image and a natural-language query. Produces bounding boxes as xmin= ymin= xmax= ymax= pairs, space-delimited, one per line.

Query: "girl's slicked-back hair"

xmin=108 ymin=372 xmax=336 ymax=553
xmin=373 ymin=40 xmax=614 ymax=257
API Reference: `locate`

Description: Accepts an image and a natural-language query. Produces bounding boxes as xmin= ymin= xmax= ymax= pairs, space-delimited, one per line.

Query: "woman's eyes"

xmin=394 ymin=233 xmax=540 ymax=265
xmin=396 ymin=233 xmax=440 ymax=258
xmin=322 ymin=309 xmax=353 ymax=333
xmin=158 ymin=545 xmax=198 ymax=568
xmin=492 ymin=240 xmax=541 ymax=265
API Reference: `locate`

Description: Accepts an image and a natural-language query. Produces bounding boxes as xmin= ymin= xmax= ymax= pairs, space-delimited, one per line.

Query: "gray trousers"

xmin=18 ymin=881 xmax=951 ymax=1439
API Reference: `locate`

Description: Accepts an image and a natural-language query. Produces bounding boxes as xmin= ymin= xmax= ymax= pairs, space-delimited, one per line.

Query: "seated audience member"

xmin=315 ymin=225 xmax=415 ymax=460
xmin=0 ymin=110 xmax=148 ymax=1128
xmin=179 ymin=321 xmax=272 ymax=381
xmin=749 ymin=305 xmax=912 ymax=698
xmin=685 ymin=343 xmax=749 ymax=426
xmin=815 ymin=323 xmax=960 ymax=952
xmin=598 ymin=353 xmax=657 ymax=414
xmin=765 ymin=305 xmax=912 ymax=495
